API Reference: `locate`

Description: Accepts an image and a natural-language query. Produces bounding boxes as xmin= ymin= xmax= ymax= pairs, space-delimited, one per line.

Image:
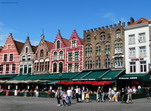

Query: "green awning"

xmin=23 ymin=74 xmax=48 ymax=80
xmin=40 ymin=74 xmax=59 ymax=80
xmin=0 ymin=75 xmax=16 ymax=79
xmin=72 ymin=71 xmax=90 ymax=80
xmin=56 ymin=73 xmax=78 ymax=80
xmin=118 ymin=73 xmax=146 ymax=80
xmin=9 ymin=75 xmax=29 ymax=80
xmin=80 ymin=70 xmax=108 ymax=80
xmin=101 ymin=70 xmax=125 ymax=81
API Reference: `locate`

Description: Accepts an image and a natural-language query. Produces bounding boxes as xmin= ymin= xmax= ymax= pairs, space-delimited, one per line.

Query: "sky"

xmin=0 ymin=0 xmax=151 ymax=46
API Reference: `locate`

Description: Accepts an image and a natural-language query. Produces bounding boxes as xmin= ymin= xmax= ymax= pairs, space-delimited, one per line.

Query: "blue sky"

xmin=0 ymin=0 xmax=151 ymax=46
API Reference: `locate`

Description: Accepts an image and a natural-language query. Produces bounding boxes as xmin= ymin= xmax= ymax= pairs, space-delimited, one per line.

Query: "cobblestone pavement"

xmin=0 ymin=96 xmax=151 ymax=111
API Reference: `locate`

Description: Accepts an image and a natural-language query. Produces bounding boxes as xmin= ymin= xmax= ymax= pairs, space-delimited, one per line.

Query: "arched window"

xmin=96 ymin=44 xmax=101 ymax=56
xmin=59 ymin=51 xmax=63 ymax=60
xmin=86 ymin=35 xmax=91 ymax=42
xmin=53 ymin=63 xmax=57 ymax=72
xmin=57 ymin=40 xmax=60 ymax=49
xmin=40 ymin=49 xmax=44 ymax=57
xmin=116 ymin=29 xmax=121 ymax=38
xmin=96 ymin=59 xmax=101 ymax=69
xmin=100 ymin=32 xmax=105 ymax=41
xmin=85 ymin=45 xmax=92 ymax=57
xmin=25 ymin=47 xmax=29 ymax=53
xmin=59 ymin=62 xmax=63 ymax=73
xmin=54 ymin=52 xmax=57 ymax=60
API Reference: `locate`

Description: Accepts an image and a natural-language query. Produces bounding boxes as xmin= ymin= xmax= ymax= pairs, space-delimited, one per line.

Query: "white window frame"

xmin=129 ymin=48 xmax=136 ymax=58
xmin=138 ymin=33 xmax=146 ymax=43
xmin=128 ymin=34 xmax=135 ymax=45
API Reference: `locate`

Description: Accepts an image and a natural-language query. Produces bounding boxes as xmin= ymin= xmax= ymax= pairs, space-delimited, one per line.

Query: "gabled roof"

xmin=62 ymin=38 xmax=69 ymax=46
xmin=31 ymin=45 xmax=37 ymax=53
xmin=14 ymin=40 xmax=24 ymax=54
xmin=45 ymin=40 xmax=53 ymax=50
xmin=128 ymin=18 xmax=148 ymax=26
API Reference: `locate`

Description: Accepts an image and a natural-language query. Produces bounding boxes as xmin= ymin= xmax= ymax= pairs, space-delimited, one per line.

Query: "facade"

xmin=33 ymin=34 xmax=53 ymax=74
xmin=125 ymin=18 xmax=151 ymax=74
xmin=50 ymin=30 xmax=83 ymax=73
xmin=0 ymin=33 xmax=24 ymax=74
xmin=19 ymin=37 xmax=37 ymax=75
xmin=83 ymin=22 xmax=125 ymax=70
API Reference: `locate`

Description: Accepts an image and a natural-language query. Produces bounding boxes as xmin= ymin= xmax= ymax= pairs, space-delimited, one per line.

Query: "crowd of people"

xmin=0 ymin=85 xmax=151 ymax=107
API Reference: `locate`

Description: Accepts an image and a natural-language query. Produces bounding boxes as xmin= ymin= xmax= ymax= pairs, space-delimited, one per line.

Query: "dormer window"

xmin=57 ymin=40 xmax=60 ymax=49
xmin=87 ymin=35 xmax=91 ymax=42
xmin=40 ymin=49 xmax=44 ymax=57
xmin=72 ymin=40 xmax=76 ymax=48
xmin=100 ymin=32 xmax=105 ymax=41
xmin=25 ymin=47 xmax=29 ymax=53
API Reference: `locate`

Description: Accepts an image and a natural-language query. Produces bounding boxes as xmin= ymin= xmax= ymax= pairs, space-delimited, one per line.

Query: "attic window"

xmin=137 ymin=20 xmax=142 ymax=24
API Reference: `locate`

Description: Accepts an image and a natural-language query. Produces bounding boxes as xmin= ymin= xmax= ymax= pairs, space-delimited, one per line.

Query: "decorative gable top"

xmin=69 ymin=30 xmax=83 ymax=45
xmin=128 ymin=18 xmax=148 ymax=26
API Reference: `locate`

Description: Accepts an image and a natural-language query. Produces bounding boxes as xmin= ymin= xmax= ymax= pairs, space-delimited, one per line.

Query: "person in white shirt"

xmin=75 ymin=86 xmax=80 ymax=102
xmin=67 ymin=87 xmax=72 ymax=105
xmin=126 ymin=86 xmax=133 ymax=104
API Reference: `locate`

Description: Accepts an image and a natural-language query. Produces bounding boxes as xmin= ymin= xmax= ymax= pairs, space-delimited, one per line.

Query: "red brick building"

xmin=0 ymin=33 xmax=24 ymax=74
xmin=50 ymin=30 xmax=83 ymax=73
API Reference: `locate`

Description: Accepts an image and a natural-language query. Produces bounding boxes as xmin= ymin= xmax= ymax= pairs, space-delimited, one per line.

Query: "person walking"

xmin=67 ymin=87 xmax=72 ymax=105
xmin=85 ymin=88 xmax=90 ymax=103
xmin=56 ymin=87 xmax=62 ymax=106
xmin=126 ymin=86 xmax=133 ymax=104
xmin=97 ymin=87 xmax=101 ymax=102
xmin=120 ymin=88 xmax=125 ymax=103
xmin=75 ymin=86 xmax=80 ymax=102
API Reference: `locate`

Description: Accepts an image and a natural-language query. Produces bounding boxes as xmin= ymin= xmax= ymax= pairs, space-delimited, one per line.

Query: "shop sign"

xmin=119 ymin=77 xmax=138 ymax=80
xmin=131 ymin=58 xmax=144 ymax=61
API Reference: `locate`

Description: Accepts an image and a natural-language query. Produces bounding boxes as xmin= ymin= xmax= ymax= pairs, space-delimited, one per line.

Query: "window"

xmin=129 ymin=48 xmax=136 ymax=58
xmin=139 ymin=33 xmax=145 ymax=43
xmin=3 ymin=54 xmax=7 ymax=62
xmin=46 ymin=52 xmax=49 ymax=56
xmin=40 ymin=62 xmax=44 ymax=71
xmin=130 ymin=62 xmax=136 ymax=73
xmin=12 ymin=64 xmax=15 ymax=73
xmin=114 ymin=57 xmax=123 ymax=68
xmin=6 ymin=64 xmax=9 ymax=73
xmin=96 ymin=60 xmax=101 ymax=69
xmin=105 ymin=58 xmax=110 ymax=68
xmin=85 ymin=47 xmax=92 ymax=57
xmin=129 ymin=34 xmax=135 ymax=45
xmin=34 ymin=63 xmax=38 ymax=72
xmin=59 ymin=51 xmax=63 ymax=60
xmin=105 ymin=45 xmax=110 ymax=54
xmin=85 ymin=60 xmax=92 ymax=69
xmin=57 ymin=40 xmax=60 ymax=49
xmin=22 ymin=56 xmax=26 ymax=61
xmin=116 ymin=30 xmax=121 ymax=38
xmin=40 ymin=49 xmax=44 ymax=57
xmin=68 ymin=63 xmax=72 ymax=72
xmin=20 ymin=65 xmax=23 ymax=74
xmin=115 ymin=43 xmax=123 ymax=53
xmin=24 ymin=65 xmax=27 ymax=74
xmin=36 ymin=53 xmax=38 ymax=58
xmin=9 ymin=54 xmax=13 ymax=61
xmin=68 ymin=52 xmax=72 ymax=61
xmin=75 ymin=63 xmax=79 ymax=72
xmin=75 ymin=52 xmax=79 ymax=61
xmin=59 ymin=62 xmax=63 ymax=73
xmin=96 ymin=45 xmax=101 ymax=56
xmin=0 ymin=65 xmax=3 ymax=73
xmin=139 ymin=46 xmax=146 ymax=57
xmin=140 ymin=61 xmax=146 ymax=72
xmin=27 ymin=55 xmax=31 ymax=61
xmin=45 ymin=61 xmax=49 ymax=71
xmin=25 ymin=47 xmax=29 ymax=53
xmin=86 ymin=35 xmax=91 ymax=42
xmin=72 ymin=40 xmax=76 ymax=48
xmin=54 ymin=52 xmax=57 ymax=60
xmin=100 ymin=32 xmax=105 ymax=41
xmin=53 ymin=63 xmax=57 ymax=72
xmin=28 ymin=65 xmax=32 ymax=74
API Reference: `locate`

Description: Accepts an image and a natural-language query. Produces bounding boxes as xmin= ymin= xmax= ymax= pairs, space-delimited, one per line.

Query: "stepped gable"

xmin=45 ymin=40 xmax=53 ymax=50
xmin=14 ymin=40 xmax=24 ymax=54
xmin=128 ymin=18 xmax=148 ymax=26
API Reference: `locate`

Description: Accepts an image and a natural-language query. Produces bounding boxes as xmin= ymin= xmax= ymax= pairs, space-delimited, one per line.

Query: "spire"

xmin=26 ymin=36 xmax=30 ymax=42
xmin=71 ymin=29 xmax=78 ymax=38
xmin=41 ymin=34 xmax=45 ymax=40
xmin=56 ymin=29 xmax=62 ymax=38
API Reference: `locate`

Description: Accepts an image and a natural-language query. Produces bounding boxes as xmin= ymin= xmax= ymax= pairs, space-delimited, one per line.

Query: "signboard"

xmin=119 ymin=77 xmax=138 ymax=80
xmin=131 ymin=58 xmax=144 ymax=61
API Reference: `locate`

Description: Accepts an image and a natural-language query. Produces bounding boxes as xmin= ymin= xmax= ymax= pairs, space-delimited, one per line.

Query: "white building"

xmin=125 ymin=18 xmax=151 ymax=74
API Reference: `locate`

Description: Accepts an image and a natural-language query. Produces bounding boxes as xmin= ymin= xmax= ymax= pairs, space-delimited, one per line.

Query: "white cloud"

xmin=102 ymin=12 xmax=128 ymax=24
xmin=31 ymin=40 xmax=39 ymax=46
xmin=0 ymin=21 xmax=16 ymax=46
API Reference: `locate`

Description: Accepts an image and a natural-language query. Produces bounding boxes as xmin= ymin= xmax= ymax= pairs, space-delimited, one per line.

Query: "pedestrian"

xmin=14 ymin=89 xmax=18 ymax=96
xmin=67 ymin=87 xmax=72 ymax=105
xmin=62 ymin=91 xmax=69 ymax=106
xmin=97 ymin=87 xmax=101 ymax=102
xmin=56 ymin=87 xmax=62 ymax=106
xmin=126 ymin=86 xmax=133 ymax=104
xmin=85 ymin=88 xmax=90 ymax=103
xmin=120 ymin=88 xmax=125 ymax=103
xmin=75 ymin=86 xmax=80 ymax=102
xmin=145 ymin=87 xmax=150 ymax=99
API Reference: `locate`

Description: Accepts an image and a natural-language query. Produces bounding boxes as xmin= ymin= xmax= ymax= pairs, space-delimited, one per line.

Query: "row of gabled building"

xmin=0 ymin=17 xmax=151 ymax=77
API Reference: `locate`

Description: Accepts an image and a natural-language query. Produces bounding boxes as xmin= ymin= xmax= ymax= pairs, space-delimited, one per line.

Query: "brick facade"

xmin=0 ymin=34 xmax=24 ymax=75
xmin=83 ymin=22 xmax=125 ymax=70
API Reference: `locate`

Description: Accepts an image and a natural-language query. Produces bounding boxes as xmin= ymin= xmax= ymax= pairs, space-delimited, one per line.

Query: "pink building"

xmin=50 ymin=30 xmax=83 ymax=73
xmin=0 ymin=34 xmax=24 ymax=75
